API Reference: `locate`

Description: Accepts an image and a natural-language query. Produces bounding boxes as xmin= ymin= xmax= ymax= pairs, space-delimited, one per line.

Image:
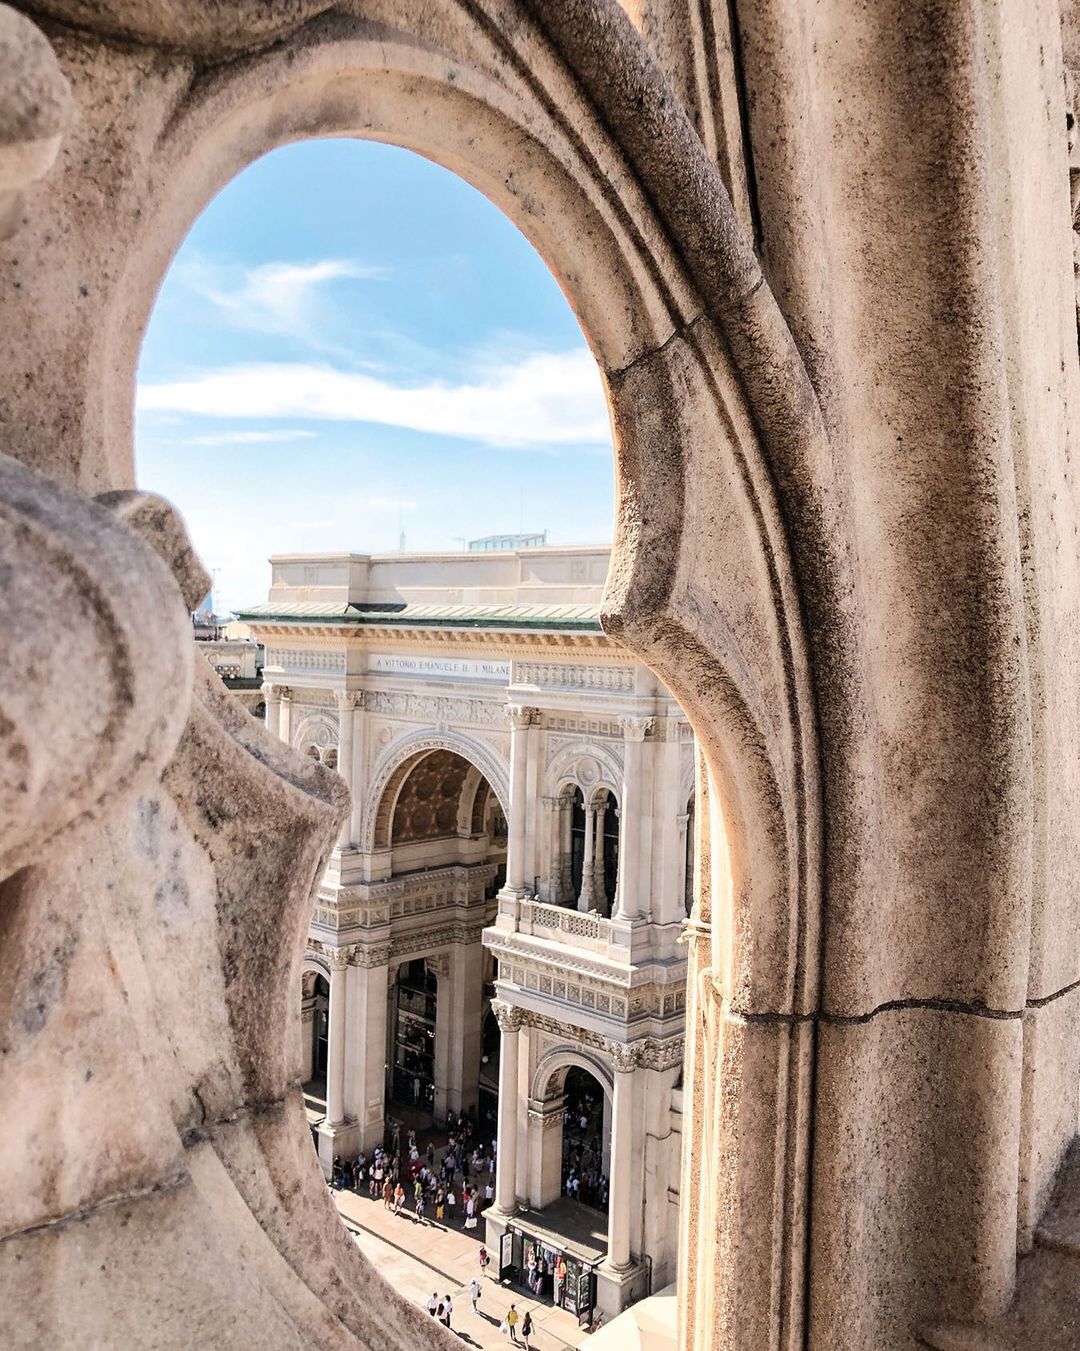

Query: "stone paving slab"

xmin=332 ymin=1189 xmax=593 ymax=1350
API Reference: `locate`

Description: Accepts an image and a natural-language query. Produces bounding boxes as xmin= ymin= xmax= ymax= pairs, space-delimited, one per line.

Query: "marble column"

xmin=592 ymin=797 xmax=609 ymax=910
xmin=606 ymin=1041 xmax=638 ymax=1271
xmin=615 ymin=717 xmax=653 ymax=921
xmin=278 ymin=685 xmax=292 ymax=745
xmin=325 ymin=946 xmax=352 ymax=1128
xmin=343 ymin=953 xmax=389 ymax=1154
xmin=577 ymin=804 xmax=596 ymax=912
xmin=263 ymin=683 xmax=281 ymax=737
xmin=541 ymin=795 xmax=560 ymax=903
xmin=444 ymin=942 xmax=484 ymax=1117
xmin=527 ymin=1096 xmax=566 ymax=1208
xmin=505 ymin=705 xmax=538 ymax=895
xmin=334 ymin=691 xmax=355 ymax=849
xmin=558 ymin=795 xmax=573 ymax=903
xmin=430 ymin=953 xmax=451 ymax=1120
xmin=492 ymin=999 xmax=525 ymax=1215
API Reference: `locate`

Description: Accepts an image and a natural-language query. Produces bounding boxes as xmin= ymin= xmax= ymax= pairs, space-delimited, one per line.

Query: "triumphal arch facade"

xmin=3 ymin=2 xmax=1080 ymax=1349
xmin=241 ymin=544 xmax=691 ymax=1316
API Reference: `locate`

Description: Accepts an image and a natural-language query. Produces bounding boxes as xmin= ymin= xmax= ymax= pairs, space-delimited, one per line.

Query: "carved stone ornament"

xmin=490 ymin=998 xmax=526 ymax=1035
xmin=606 ymin=1040 xmax=641 ymax=1074
xmin=619 ymin=715 xmax=654 ymax=742
xmin=327 ymin=945 xmax=356 ymax=973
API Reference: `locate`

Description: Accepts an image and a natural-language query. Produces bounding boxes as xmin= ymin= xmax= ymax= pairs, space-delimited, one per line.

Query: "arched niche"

xmin=362 ymin=729 xmax=511 ymax=855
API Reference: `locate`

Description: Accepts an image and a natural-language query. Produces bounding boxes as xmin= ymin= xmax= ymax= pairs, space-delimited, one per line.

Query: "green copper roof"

xmin=234 ymin=601 xmax=603 ymax=632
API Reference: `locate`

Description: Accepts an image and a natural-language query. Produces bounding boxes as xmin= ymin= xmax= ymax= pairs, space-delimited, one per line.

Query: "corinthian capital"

xmin=619 ymin=715 xmax=654 ymax=742
xmin=606 ymin=1039 xmax=640 ymax=1074
xmin=327 ymin=945 xmax=355 ymax=972
xmin=491 ymin=998 xmax=525 ymax=1034
xmin=506 ymin=704 xmax=539 ymax=731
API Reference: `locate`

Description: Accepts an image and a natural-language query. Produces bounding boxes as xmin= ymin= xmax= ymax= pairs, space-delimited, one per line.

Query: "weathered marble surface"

xmin=2 ymin=2 xmax=1079 ymax=1349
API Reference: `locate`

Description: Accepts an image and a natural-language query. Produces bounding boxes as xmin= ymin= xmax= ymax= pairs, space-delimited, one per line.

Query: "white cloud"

xmin=177 ymin=257 xmax=388 ymax=348
xmin=183 ymin=429 xmax=318 ymax=445
xmin=185 ymin=429 xmax=318 ymax=446
xmin=137 ymin=348 xmax=610 ymax=448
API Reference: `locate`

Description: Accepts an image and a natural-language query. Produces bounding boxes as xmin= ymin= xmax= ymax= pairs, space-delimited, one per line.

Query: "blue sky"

xmin=136 ymin=139 xmax=614 ymax=614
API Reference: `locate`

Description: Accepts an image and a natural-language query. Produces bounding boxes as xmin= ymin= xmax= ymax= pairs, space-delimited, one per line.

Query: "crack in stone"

xmin=606 ymin=309 xmax=709 ymax=382
xmin=0 ymin=1169 xmax=190 ymax=1246
xmin=726 ymin=972 xmax=1080 ymax=1027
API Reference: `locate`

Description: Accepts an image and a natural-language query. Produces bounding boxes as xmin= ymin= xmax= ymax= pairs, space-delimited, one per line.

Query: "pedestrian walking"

xmin=478 ymin=1245 xmax=491 ymax=1278
xmin=446 ymin=1186 xmax=456 ymax=1224
xmin=469 ymin=1276 xmax=481 ymax=1312
xmin=442 ymin=1294 xmax=453 ymax=1329
xmin=521 ymin=1309 xmax=533 ymax=1348
xmin=393 ymin=1182 xmax=405 ymax=1215
xmin=415 ymin=1191 xmax=425 ymax=1223
xmin=506 ymin=1303 xmax=520 ymax=1343
xmin=382 ymin=1177 xmax=393 ymax=1210
xmin=426 ymin=1293 xmax=438 ymax=1317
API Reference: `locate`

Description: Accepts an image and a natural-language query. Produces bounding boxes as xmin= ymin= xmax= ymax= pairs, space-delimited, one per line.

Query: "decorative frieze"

xmin=491 ymin=946 xmax=687 ymax=1024
xmin=362 ymin=690 xmax=506 ymax=727
xmin=266 ymin=648 xmax=346 ymax=673
xmin=543 ymin=716 xmax=623 ymax=740
xmin=295 ymin=691 xmax=336 ymax=709
xmin=516 ymin=1010 xmax=684 ymax=1074
xmin=312 ymin=866 xmax=498 ymax=932
xmin=516 ymin=662 xmax=635 ymax=691
xmin=390 ymin=920 xmax=489 ymax=959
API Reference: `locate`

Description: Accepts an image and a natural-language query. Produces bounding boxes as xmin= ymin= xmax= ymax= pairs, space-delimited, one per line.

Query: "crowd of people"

xmin=324 ymin=1109 xmax=569 ymax=1343
xmin=560 ymin=1077 xmax=610 ymax=1212
xmin=329 ymin=1110 xmax=498 ymax=1231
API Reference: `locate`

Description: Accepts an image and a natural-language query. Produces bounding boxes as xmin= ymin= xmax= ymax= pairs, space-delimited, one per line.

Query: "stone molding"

xmin=527 ymin=1105 xmax=565 ymax=1131
xmin=360 ymin=729 xmax=511 ymax=851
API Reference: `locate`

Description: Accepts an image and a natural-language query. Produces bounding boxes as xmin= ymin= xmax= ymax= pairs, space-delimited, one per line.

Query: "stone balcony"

xmin=516 ymin=897 xmax=615 ymax=951
xmin=483 ymin=893 xmax=687 ymax=1042
xmin=310 ymin=860 xmax=498 ymax=941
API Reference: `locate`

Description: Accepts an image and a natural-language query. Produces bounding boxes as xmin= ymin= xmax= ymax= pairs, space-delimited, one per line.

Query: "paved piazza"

xmin=332 ymin=1188 xmax=589 ymax=1349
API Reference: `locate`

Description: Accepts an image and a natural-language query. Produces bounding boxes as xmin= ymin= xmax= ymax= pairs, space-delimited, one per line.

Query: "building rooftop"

xmin=234 ymin=600 xmax=603 ymax=632
xmin=246 ymin=544 xmax=612 ymax=614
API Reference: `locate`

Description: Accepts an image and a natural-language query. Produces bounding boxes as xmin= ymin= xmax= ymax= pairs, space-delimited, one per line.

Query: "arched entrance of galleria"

xmin=301 ymin=743 xmax=506 ymax=1162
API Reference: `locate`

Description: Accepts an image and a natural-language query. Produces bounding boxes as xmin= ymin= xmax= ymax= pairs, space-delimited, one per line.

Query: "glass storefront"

xmin=502 ymin=1226 xmax=597 ymax=1326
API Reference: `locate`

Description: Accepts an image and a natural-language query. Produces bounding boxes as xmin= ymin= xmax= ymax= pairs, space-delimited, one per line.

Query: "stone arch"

xmin=302 ymin=951 xmax=331 ymax=986
xmin=30 ymin=8 xmax=830 ymax=1347
xmin=532 ymin=1044 xmax=614 ymax=1106
xmin=362 ymin=729 xmax=510 ymax=854
xmin=546 ymin=741 xmax=624 ymax=800
xmin=293 ymin=712 xmax=338 ymax=761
